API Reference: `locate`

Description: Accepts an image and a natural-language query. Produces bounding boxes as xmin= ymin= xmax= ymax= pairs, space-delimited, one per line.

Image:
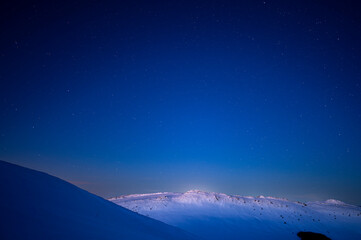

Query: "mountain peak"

xmin=185 ymin=189 xmax=206 ymax=194
xmin=325 ymin=199 xmax=346 ymax=205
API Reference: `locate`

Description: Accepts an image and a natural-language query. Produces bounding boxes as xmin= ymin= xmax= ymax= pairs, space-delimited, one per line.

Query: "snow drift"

xmin=111 ymin=190 xmax=361 ymax=240
xmin=0 ymin=160 xmax=196 ymax=240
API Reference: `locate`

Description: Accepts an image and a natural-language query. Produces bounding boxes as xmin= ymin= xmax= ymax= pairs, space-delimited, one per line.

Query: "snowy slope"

xmin=0 ymin=160 xmax=196 ymax=240
xmin=110 ymin=190 xmax=361 ymax=240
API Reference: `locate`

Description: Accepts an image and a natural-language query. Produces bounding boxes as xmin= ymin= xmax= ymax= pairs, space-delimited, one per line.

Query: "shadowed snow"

xmin=0 ymin=161 xmax=197 ymax=240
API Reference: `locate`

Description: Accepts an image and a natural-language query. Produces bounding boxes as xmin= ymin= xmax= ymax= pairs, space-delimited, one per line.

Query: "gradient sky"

xmin=1 ymin=0 xmax=361 ymax=204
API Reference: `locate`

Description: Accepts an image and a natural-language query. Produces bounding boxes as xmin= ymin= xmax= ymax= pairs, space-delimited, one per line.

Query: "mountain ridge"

xmin=111 ymin=190 xmax=361 ymax=240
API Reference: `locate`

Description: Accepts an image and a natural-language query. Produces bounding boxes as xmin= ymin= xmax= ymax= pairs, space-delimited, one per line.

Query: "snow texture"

xmin=111 ymin=189 xmax=361 ymax=240
xmin=0 ymin=160 xmax=196 ymax=240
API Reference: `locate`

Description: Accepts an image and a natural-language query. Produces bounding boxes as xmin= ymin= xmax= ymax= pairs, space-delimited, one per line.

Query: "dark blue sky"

xmin=1 ymin=0 xmax=361 ymax=204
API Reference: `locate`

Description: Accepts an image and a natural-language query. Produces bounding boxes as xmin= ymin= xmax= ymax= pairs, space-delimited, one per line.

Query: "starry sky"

xmin=1 ymin=0 xmax=361 ymax=204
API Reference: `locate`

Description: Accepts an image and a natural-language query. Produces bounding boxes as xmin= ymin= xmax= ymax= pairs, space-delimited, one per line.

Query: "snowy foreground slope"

xmin=111 ymin=190 xmax=361 ymax=240
xmin=0 ymin=161 xmax=196 ymax=240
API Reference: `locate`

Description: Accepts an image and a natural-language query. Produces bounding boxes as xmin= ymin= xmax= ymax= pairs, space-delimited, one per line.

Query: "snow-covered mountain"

xmin=0 ymin=160 xmax=196 ymax=240
xmin=110 ymin=190 xmax=361 ymax=240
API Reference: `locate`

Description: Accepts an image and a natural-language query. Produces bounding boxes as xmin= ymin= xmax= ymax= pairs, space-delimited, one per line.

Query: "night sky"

xmin=1 ymin=1 xmax=361 ymax=204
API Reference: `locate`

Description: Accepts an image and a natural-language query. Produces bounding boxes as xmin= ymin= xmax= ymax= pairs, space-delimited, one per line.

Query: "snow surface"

xmin=0 ymin=161 xmax=196 ymax=240
xmin=111 ymin=190 xmax=361 ymax=240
